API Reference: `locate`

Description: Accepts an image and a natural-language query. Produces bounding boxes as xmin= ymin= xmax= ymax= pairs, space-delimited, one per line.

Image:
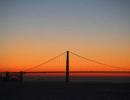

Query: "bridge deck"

xmin=1 ymin=71 xmax=129 ymax=74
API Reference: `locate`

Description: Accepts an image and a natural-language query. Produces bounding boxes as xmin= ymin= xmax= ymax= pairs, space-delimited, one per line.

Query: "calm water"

xmin=23 ymin=73 xmax=130 ymax=82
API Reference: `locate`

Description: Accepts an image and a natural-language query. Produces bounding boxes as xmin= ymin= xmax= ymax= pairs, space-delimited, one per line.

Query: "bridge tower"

xmin=5 ymin=72 xmax=9 ymax=81
xmin=19 ymin=72 xmax=23 ymax=82
xmin=66 ymin=51 xmax=69 ymax=83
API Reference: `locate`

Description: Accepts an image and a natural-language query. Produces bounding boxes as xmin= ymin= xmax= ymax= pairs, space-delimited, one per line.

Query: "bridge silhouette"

xmin=0 ymin=51 xmax=130 ymax=82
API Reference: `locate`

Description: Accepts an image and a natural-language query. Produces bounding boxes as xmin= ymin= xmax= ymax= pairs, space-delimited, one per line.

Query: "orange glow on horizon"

xmin=0 ymin=50 xmax=130 ymax=73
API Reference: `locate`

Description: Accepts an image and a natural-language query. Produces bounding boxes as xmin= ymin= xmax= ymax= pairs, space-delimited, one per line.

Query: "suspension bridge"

xmin=0 ymin=51 xmax=130 ymax=82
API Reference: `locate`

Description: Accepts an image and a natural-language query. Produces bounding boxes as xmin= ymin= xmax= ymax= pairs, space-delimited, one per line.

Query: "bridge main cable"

xmin=70 ymin=51 xmax=130 ymax=70
xmin=23 ymin=51 xmax=66 ymax=72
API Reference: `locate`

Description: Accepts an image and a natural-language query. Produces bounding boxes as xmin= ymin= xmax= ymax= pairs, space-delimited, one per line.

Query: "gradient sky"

xmin=0 ymin=0 xmax=130 ymax=72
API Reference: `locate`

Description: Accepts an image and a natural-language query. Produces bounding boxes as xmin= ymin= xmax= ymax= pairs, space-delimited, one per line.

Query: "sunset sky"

xmin=0 ymin=0 xmax=130 ymax=72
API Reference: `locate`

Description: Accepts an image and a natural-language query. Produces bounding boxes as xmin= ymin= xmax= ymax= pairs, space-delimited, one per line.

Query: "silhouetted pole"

xmin=66 ymin=51 xmax=69 ymax=83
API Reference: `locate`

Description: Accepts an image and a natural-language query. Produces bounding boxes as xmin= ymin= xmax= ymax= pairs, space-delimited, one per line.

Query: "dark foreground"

xmin=0 ymin=81 xmax=130 ymax=100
